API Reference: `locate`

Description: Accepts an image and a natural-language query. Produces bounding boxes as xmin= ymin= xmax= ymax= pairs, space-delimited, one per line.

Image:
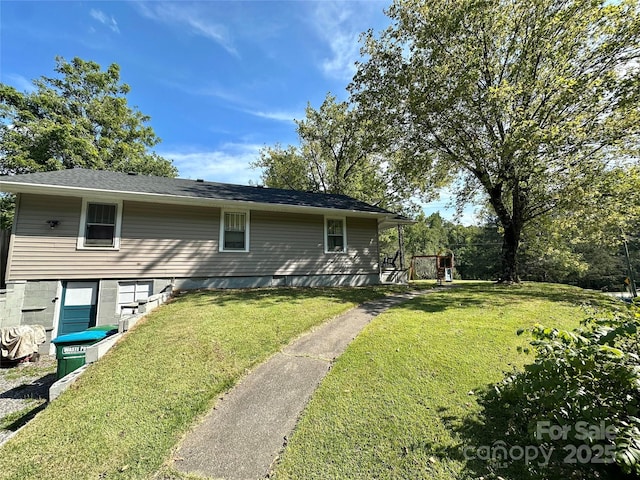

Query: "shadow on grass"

xmin=443 ymin=385 xmax=636 ymax=480
xmin=169 ymin=285 xmax=416 ymax=310
xmin=1 ymin=401 xmax=48 ymax=432
xmin=168 ymin=282 xmax=610 ymax=319
xmin=0 ymin=373 xmax=56 ymax=401
xmin=467 ymin=283 xmax=617 ymax=309
xmin=399 ymin=291 xmax=485 ymax=313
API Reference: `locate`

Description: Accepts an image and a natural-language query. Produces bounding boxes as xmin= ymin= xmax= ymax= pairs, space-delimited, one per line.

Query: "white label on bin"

xmin=62 ymin=345 xmax=88 ymax=354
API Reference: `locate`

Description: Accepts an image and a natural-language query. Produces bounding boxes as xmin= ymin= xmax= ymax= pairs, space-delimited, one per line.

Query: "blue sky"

xmin=1 ymin=0 xmax=478 ymax=224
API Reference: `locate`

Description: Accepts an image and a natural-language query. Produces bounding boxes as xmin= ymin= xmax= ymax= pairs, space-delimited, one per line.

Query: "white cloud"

xmin=306 ymin=1 xmax=387 ymax=81
xmin=90 ymin=9 xmax=120 ymax=33
xmin=308 ymin=2 xmax=362 ymax=80
xmin=4 ymin=74 xmax=35 ymax=93
xmin=135 ymin=2 xmax=238 ymax=57
xmin=246 ymin=110 xmax=302 ymax=123
xmin=161 ymin=79 xmax=302 ymax=124
xmin=160 ymin=143 xmax=263 ymax=185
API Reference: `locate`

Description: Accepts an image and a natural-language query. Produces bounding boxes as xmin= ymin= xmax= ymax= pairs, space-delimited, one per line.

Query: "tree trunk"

xmin=499 ymin=221 xmax=521 ymax=284
xmin=482 ymin=176 xmax=526 ymax=284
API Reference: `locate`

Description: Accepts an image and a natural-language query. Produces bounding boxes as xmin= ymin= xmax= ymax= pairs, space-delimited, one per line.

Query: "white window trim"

xmin=219 ymin=209 xmax=250 ymax=253
xmin=324 ymin=216 xmax=348 ymax=254
xmin=77 ymin=199 xmax=123 ymax=250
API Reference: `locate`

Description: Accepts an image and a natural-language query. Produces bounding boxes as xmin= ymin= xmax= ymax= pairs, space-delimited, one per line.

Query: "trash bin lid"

xmin=52 ymin=328 xmax=113 ymax=344
xmin=86 ymin=324 xmax=119 ymax=333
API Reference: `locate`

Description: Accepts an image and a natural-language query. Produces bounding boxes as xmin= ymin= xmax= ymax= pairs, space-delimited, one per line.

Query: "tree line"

xmin=383 ymin=212 xmax=639 ymax=291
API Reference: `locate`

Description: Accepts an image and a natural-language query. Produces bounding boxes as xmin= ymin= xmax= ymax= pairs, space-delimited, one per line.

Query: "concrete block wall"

xmin=1 ymin=280 xmax=58 ymax=354
xmin=97 ymin=280 xmax=120 ymax=326
xmin=0 ymin=280 xmax=58 ymax=328
xmin=97 ymin=278 xmax=173 ymax=325
xmin=0 ymin=281 xmax=27 ymax=328
xmin=21 ymin=281 xmax=59 ymax=328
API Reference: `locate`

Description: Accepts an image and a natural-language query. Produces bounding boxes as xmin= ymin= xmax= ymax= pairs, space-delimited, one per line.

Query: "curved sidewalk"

xmin=173 ymin=291 xmax=424 ymax=480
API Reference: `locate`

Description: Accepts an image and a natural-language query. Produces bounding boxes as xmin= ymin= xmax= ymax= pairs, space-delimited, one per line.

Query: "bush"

xmin=491 ymin=300 xmax=640 ymax=478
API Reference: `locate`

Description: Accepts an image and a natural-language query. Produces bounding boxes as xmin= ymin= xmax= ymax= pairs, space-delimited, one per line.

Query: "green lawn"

xmin=272 ymin=282 xmax=619 ymax=479
xmin=0 ymin=286 xmax=404 ymax=480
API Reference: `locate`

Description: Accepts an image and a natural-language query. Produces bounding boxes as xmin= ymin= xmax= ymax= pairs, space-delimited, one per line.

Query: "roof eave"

xmin=378 ymin=217 xmax=416 ymax=230
xmin=0 ymin=181 xmax=394 ymax=219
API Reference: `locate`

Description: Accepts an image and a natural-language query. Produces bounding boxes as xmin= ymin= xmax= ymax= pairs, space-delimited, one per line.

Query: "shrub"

xmin=492 ymin=300 xmax=640 ymax=478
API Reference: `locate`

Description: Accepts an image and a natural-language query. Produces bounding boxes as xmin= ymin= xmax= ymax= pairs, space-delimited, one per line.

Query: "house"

xmin=0 ymin=169 xmax=410 ymax=348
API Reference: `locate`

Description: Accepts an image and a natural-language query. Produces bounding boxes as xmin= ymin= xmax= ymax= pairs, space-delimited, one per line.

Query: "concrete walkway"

xmin=173 ymin=291 xmax=424 ymax=480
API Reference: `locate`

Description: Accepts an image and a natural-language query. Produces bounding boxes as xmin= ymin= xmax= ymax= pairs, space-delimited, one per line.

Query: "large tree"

xmin=0 ymin=56 xmax=176 ymax=177
xmin=0 ymin=57 xmax=176 ymax=228
xmin=351 ymin=0 xmax=640 ymax=282
xmin=253 ymin=93 xmax=415 ymax=212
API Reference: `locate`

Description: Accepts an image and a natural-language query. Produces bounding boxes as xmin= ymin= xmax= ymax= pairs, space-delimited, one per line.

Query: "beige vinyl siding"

xmin=8 ymin=194 xmax=379 ymax=281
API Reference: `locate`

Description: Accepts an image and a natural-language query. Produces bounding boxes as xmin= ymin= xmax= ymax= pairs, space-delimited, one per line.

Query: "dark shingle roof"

xmin=0 ymin=169 xmax=403 ymax=217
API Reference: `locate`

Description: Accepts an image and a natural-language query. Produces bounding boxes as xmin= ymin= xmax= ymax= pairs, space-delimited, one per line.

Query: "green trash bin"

xmin=51 ymin=325 xmax=118 ymax=379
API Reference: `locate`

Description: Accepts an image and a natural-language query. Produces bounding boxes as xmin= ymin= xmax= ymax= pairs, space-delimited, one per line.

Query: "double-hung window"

xmin=77 ymin=199 xmax=122 ymax=249
xmin=220 ymin=210 xmax=250 ymax=252
xmin=325 ymin=217 xmax=347 ymax=253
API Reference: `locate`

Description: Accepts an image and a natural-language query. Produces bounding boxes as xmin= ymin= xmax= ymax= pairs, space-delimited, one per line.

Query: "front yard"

xmin=0 ymin=286 xmax=395 ymax=480
xmin=272 ymin=282 xmax=618 ymax=479
xmin=0 ymin=282 xmax=617 ymax=480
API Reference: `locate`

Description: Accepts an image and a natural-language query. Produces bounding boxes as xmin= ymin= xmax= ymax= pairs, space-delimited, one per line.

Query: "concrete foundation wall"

xmin=21 ymin=280 xmax=59 ymax=327
xmin=380 ymin=269 xmax=409 ymax=284
xmin=96 ymin=278 xmax=174 ymax=325
xmin=0 ymin=281 xmax=26 ymax=328
xmin=0 ymin=280 xmax=59 ymax=351
xmin=173 ymin=273 xmax=380 ymax=290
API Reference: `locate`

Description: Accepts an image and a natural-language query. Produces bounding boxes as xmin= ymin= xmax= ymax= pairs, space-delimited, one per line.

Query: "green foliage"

xmin=352 ymin=0 xmax=640 ymax=282
xmin=380 ymin=214 xmax=504 ymax=278
xmin=449 ymin=221 xmax=503 ymax=280
xmin=0 ymin=56 xmax=176 ymax=231
xmin=0 ymin=56 xmax=176 ymax=177
xmin=0 ymin=195 xmax=14 ymax=230
xmin=490 ymin=301 xmax=640 ymax=478
xmin=518 ymin=166 xmax=640 ymax=287
xmin=404 ymin=212 xmax=449 ymax=257
xmin=253 ymin=93 xmax=415 ymax=212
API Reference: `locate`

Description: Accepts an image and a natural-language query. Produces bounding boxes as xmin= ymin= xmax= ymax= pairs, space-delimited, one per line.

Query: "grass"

xmin=0 ymin=286 xmax=410 ymax=480
xmin=0 ymin=401 xmax=47 ymax=431
xmin=272 ymin=282 xmax=620 ymax=479
xmin=0 ymin=362 xmax=56 ymax=381
xmin=0 ymin=359 xmax=56 ymax=434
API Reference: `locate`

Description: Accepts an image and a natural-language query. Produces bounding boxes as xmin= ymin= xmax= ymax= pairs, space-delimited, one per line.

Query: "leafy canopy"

xmin=253 ymin=93 xmax=416 ymax=213
xmin=0 ymin=56 xmax=176 ymax=177
xmin=351 ymin=0 xmax=640 ymax=282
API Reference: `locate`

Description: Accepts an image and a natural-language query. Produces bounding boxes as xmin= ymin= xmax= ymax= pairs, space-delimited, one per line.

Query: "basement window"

xmin=118 ymin=281 xmax=152 ymax=313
